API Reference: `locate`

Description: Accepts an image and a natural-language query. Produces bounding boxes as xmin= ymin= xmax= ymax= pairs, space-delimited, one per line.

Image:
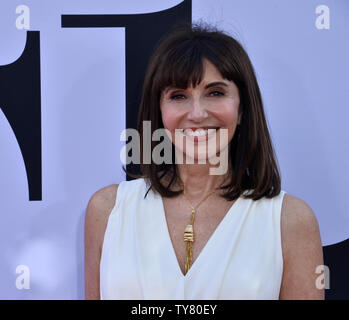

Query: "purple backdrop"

xmin=0 ymin=0 xmax=348 ymax=299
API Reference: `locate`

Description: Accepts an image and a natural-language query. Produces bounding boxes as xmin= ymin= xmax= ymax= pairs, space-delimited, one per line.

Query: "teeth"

xmin=181 ymin=128 xmax=218 ymax=136
xmin=185 ymin=129 xmax=207 ymax=136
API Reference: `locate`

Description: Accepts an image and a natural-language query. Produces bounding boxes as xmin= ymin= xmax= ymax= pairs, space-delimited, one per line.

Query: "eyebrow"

xmin=164 ymin=81 xmax=229 ymax=94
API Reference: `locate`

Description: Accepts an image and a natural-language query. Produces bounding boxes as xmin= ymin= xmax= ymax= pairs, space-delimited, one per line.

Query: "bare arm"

xmin=84 ymin=184 xmax=118 ymax=300
xmin=279 ymin=194 xmax=324 ymax=300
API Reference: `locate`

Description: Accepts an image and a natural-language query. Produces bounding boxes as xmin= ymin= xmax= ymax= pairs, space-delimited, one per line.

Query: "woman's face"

xmin=160 ymin=59 xmax=241 ymax=164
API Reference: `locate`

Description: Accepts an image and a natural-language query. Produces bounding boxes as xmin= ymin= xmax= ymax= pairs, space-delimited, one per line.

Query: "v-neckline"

xmin=158 ymin=193 xmax=242 ymax=279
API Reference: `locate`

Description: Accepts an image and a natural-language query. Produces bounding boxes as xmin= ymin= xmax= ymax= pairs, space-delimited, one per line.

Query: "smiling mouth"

xmin=178 ymin=127 xmax=220 ymax=137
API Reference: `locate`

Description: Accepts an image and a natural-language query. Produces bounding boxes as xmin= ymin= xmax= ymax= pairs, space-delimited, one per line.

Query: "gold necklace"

xmin=182 ymin=188 xmax=217 ymax=275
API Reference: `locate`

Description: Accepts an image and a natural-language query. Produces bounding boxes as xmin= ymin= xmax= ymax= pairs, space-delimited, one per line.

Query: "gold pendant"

xmin=184 ymin=224 xmax=194 ymax=242
xmin=184 ymin=224 xmax=194 ymax=274
xmin=184 ymin=211 xmax=195 ymax=274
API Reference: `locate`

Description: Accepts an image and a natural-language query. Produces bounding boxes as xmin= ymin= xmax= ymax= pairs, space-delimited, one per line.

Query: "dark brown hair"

xmin=125 ymin=22 xmax=281 ymax=201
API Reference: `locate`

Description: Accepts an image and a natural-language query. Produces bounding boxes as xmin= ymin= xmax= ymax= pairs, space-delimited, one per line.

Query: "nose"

xmin=187 ymin=98 xmax=209 ymax=122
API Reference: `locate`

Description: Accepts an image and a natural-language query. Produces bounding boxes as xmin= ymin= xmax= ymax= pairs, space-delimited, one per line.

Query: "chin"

xmin=176 ymin=149 xmax=224 ymax=165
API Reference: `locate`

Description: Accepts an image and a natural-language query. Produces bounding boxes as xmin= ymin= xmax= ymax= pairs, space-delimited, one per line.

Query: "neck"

xmin=176 ymin=161 xmax=232 ymax=198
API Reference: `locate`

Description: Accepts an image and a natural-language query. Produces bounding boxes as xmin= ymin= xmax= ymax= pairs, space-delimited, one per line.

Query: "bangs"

xmin=152 ymin=38 xmax=242 ymax=96
xmin=154 ymin=41 xmax=205 ymax=93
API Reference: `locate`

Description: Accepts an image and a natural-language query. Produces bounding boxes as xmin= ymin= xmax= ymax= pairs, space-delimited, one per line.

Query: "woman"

xmin=84 ymin=24 xmax=324 ymax=300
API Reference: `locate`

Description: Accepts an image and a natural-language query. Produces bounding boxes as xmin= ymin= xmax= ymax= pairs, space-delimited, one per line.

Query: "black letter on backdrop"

xmin=0 ymin=31 xmax=42 ymax=201
xmin=61 ymin=0 xmax=192 ymax=178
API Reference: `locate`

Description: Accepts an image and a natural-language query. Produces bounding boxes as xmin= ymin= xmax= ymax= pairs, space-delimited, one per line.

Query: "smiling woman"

xmin=135 ymin=23 xmax=280 ymax=201
xmin=84 ymin=22 xmax=324 ymax=300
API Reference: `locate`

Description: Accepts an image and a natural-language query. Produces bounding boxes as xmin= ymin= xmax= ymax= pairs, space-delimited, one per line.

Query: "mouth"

xmin=175 ymin=127 xmax=221 ymax=143
xmin=178 ymin=127 xmax=220 ymax=137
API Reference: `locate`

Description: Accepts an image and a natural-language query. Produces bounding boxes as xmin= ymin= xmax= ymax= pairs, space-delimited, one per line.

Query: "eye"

xmin=170 ymin=94 xmax=186 ymax=100
xmin=209 ymin=90 xmax=225 ymax=97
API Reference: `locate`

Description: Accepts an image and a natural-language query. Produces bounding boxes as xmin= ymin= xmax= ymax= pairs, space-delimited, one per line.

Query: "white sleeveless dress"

xmin=100 ymin=178 xmax=286 ymax=300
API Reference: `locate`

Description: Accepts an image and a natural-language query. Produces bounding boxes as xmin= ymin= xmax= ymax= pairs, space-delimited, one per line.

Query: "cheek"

xmin=160 ymin=106 xmax=181 ymax=131
xmin=216 ymin=103 xmax=240 ymax=128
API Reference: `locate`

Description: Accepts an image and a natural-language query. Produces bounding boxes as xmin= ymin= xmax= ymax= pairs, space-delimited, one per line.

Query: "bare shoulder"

xmin=280 ymin=194 xmax=320 ymax=244
xmin=85 ymin=184 xmax=119 ymax=250
xmin=86 ymin=184 xmax=119 ymax=218
xmin=281 ymin=194 xmax=318 ymax=232
xmin=84 ymin=184 xmax=118 ymax=300
xmin=279 ymin=193 xmax=324 ymax=299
